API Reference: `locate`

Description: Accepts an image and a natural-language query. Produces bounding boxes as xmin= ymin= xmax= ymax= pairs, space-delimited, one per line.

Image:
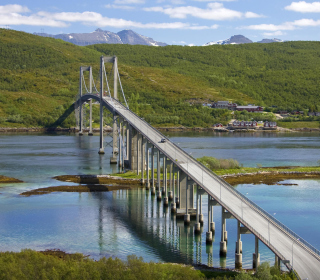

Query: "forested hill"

xmin=90 ymin=42 xmax=320 ymax=110
xmin=0 ymin=29 xmax=319 ymax=128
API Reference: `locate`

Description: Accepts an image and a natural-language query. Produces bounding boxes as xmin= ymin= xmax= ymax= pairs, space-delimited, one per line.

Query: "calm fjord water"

xmin=0 ymin=132 xmax=319 ymax=269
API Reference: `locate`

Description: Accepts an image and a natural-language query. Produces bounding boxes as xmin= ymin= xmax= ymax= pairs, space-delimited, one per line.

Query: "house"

xmin=308 ymin=112 xmax=320 ymax=116
xmin=235 ymin=105 xmax=263 ymax=112
xmin=264 ymin=121 xmax=277 ymax=128
xmin=212 ymin=101 xmax=238 ymax=110
xmin=213 ymin=123 xmax=224 ymax=127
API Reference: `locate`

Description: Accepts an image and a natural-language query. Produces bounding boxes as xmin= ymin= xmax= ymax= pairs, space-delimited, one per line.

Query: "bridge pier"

xmin=253 ymin=236 xmax=260 ymax=271
xmin=175 ymin=168 xmax=180 ymax=207
xmin=88 ymin=98 xmax=93 ymax=135
xmin=146 ymin=143 xmax=151 ymax=189
xmin=235 ymin=221 xmax=243 ymax=269
xmin=157 ymin=150 xmax=160 ymax=190
xmin=151 ymin=146 xmax=155 ymax=194
xmin=141 ymin=136 xmax=146 ymax=184
xmin=194 ymin=186 xmax=201 ymax=234
xmin=162 ymin=156 xmax=167 ymax=195
xmin=220 ymin=207 xmax=228 ymax=257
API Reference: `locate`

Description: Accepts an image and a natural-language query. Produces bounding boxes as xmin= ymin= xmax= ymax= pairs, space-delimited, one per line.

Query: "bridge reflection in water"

xmin=91 ymin=188 xmax=276 ymax=269
xmin=75 ymin=56 xmax=320 ymax=280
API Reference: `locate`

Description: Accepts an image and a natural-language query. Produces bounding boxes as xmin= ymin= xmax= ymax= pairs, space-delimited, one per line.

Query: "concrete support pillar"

xmin=184 ymin=177 xmax=190 ymax=225
xmin=88 ymin=99 xmax=93 ymax=135
xmin=126 ymin=124 xmax=130 ymax=161
xmin=175 ymin=169 xmax=180 ymax=206
xmin=157 ymin=150 xmax=160 ymax=190
xmin=98 ymin=57 xmax=104 ymax=154
xmin=110 ymin=113 xmax=118 ymax=164
xmin=253 ymin=236 xmax=260 ymax=271
xmin=129 ymin=127 xmax=138 ymax=171
xmin=79 ymin=67 xmax=83 ymax=136
xmin=194 ymin=186 xmax=201 ymax=234
xmin=235 ymin=221 xmax=243 ymax=269
xmin=136 ymin=134 xmax=140 ymax=175
xmin=168 ymin=165 xmax=174 ymax=201
xmin=220 ymin=207 xmax=227 ymax=257
xmin=275 ymin=255 xmax=281 ymax=268
xmin=179 ymin=172 xmax=193 ymax=211
xmin=121 ymin=121 xmax=125 ymax=168
xmin=163 ymin=157 xmax=167 ymax=195
xmin=146 ymin=143 xmax=150 ymax=189
xmin=206 ymin=195 xmax=214 ymax=244
xmin=141 ymin=136 xmax=145 ymax=184
xmin=199 ymin=192 xmax=204 ymax=225
xmin=151 ymin=146 xmax=155 ymax=191
xmin=118 ymin=121 xmax=122 ymax=168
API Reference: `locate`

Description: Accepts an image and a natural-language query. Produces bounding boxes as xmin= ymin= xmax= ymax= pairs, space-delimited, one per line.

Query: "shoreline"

xmin=0 ymin=126 xmax=319 ymax=133
xmin=5 ymin=170 xmax=318 ymax=197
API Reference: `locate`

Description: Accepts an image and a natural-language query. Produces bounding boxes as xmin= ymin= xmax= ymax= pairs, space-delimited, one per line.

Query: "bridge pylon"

xmin=98 ymin=56 xmax=119 ymax=164
xmin=77 ymin=66 xmax=93 ymax=135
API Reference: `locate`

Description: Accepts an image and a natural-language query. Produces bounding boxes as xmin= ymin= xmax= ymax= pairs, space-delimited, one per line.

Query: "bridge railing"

xmin=107 ymin=96 xmax=320 ymax=260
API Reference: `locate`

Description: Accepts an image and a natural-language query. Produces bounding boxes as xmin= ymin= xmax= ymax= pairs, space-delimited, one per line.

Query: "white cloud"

xmin=285 ymin=1 xmax=320 ymax=13
xmin=244 ymin=23 xmax=296 ymax=31
xmin=245 ymin=12 xmax=264 ymax=18
xmin=193 ymin=0 xmax=236 ymax=2
xmin=114 ymin=0 xmax=144 ymax=4
xmin=105 ymin=4 xmax=135 ymax=10
xmin=263 ymin=31 xmax=285 ymax=37
xmin=293 ymin=18 xmax=320 ymax=26
xmin=0 ymin=13 xmax=67 ymax=27
xmin=0 ymin=4 xmax=218 ymax=30
xmin=144 ymin=3 xmax=263 ymax=20
xmin=243 ymin=18 xmax=320 ymax=33
xmin=37 ymin=10 xmax=217 ymax=30
xmin=0 ymin=4 xmax=30 ymax=14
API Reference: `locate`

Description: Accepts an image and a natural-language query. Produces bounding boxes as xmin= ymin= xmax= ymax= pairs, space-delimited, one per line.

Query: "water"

xmin=0 ymin=132 xmax=319 ymax=269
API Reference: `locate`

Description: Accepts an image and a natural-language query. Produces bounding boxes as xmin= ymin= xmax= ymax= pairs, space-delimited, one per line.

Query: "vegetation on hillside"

xmin=0 ymin=250 xmax=294 ymax=280
xmin=1 ymin=29 xmax=320 ymax=128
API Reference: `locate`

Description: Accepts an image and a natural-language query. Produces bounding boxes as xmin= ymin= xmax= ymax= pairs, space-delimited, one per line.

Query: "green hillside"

xmin=0 ymin=29 xmax=319 ymax=128
xmin=90 ymin=42 xmax=320 ymax=110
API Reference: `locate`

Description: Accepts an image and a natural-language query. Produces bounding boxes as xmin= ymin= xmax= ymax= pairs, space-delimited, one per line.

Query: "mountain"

xmin=34 ymin=29 xmax=167 ymax=47
xmin=257 ymin=38 xmax=284 ymax=43
xmin=204 ymin=35 xmax=253 ymax=46
xmin=204 ymin=35 xmax=284 ymax=46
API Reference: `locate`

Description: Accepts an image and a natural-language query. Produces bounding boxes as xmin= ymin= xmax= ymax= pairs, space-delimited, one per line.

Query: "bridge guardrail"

xmin=107 ymin=96 xmax=320 ymax=260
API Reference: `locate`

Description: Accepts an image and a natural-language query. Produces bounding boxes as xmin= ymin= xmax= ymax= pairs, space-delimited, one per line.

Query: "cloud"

xmin=0 ymin=5 xmax=66 ymax=27
xmin=144 ymin=3 xmax=263 ymax=20
xmin=114 ymin=0 xmax=145 ymax=4
xmin=0 ymin=4 xmax=30 ymax=14
xmin=0 ymin=4 xmax=218 ymax=30
xmin=105 ymin=4 xmax=135 ymax=10
xmin=37 ymin=10 xmax=217 ymax=30
xmin=263 ymin=31 xmax=285 ymax=37
xmin=193 ymin=0 xmax=236 ymax=2
xmin=243 ymin=18 xmax=320 ymax=32
xmin=285 ymin=1 xmax=320 ymax=13
xmin=293 ymin=18 xmax=320 ymax=26
xmin=0 ymin=13 xmax=67 ymax=27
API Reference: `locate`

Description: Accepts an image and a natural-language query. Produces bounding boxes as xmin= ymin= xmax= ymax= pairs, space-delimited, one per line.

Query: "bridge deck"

xmin=81 ymin=94 xmax=320 ymax=280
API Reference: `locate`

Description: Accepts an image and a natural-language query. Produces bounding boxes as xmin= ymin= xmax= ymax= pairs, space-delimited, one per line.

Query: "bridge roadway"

xmin=81 ymin=94 xmax=320 ymax=279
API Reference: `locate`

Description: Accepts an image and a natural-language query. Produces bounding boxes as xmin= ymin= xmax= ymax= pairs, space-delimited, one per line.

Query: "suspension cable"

xmin=117 ymin=67 xmax=129 ymax=109
xmin=81 ymin=74 xmax=89 ymax=94
xmin=91 ymin=71 xmax=99 ymax=94
xmin=103 ymin=62 xmax=115 ymax=108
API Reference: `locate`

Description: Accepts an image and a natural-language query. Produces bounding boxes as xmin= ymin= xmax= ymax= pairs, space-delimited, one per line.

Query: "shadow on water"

xmin=91 ymin=190 xmax=196 ymax=265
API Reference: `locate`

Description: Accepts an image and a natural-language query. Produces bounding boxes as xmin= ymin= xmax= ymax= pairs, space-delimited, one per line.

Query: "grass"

xmin=277 ymin=121 xmax=320 ymax=129
xmin=0 ymin=250 xmax=294 ymax=280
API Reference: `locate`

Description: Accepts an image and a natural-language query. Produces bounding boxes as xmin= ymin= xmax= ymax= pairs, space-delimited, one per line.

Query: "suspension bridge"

xmin=75 ymin=56 xmax=320 ymax=280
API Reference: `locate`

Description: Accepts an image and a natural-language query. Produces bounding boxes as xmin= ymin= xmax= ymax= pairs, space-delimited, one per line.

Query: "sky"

xmin=1 ymin=1 xmax=320 ymax=46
